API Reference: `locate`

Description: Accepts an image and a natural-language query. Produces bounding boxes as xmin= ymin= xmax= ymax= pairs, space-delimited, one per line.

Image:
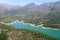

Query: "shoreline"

xmin=41 ymin=27 xmax=60 ymax=30
xmin=0 ymin=20 xmax=60 ymax=30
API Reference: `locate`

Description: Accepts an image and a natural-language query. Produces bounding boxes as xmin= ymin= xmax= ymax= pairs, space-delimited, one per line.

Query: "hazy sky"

xmin=0 ymin=0 xmax=59 ymax=6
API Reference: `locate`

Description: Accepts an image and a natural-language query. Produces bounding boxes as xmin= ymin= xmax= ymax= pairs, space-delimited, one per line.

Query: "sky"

xmin=0 ymin=0 xmax=59 ymax=6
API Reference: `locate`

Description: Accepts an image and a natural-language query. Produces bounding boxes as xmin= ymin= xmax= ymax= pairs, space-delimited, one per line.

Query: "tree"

xmin=0 ymin=31 xmax=8 ymax=40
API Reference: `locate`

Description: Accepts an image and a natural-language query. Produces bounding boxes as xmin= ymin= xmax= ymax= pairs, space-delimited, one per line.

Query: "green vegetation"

xmin=0 ymin=23 xmax=19 ymax=32
xmin=43 ymin=20 xmax=60 ymax=29
xmin=0 ymin=11 xmax=60 ymax=29
xmin=0 ymin=13 xmax=60 ymax=29
xmin=43 ymin=12 xmax=60 ymax=29
xmin=0 ymin=31 xmax=8 ymax=40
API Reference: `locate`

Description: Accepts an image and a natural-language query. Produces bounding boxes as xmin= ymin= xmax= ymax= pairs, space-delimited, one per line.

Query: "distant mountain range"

xmin=0 ymin=1 xmax=60 ymax=18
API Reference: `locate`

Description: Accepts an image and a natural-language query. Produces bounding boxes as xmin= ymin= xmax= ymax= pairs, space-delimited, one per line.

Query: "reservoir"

xmin=8 ymin=21 xmax=60 ymax=39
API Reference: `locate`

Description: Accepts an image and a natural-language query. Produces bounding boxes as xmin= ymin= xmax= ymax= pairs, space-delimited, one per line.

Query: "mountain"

xmin=0 ymin=3 xmax=21 ymax=15
xmin=6 ymin=1 xmax=60 ymax=16
xmin=0 ymin=3 xmax=21 ymax=10
xmin=0 ymin=1 xmax=60 ymax=23
xmin=0 ymin=1 xmax=60 ymax=15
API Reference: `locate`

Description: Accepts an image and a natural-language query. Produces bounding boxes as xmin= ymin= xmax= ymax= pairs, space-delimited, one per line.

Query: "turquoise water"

xmin=10 ymin=21 xmax=60 ymax=38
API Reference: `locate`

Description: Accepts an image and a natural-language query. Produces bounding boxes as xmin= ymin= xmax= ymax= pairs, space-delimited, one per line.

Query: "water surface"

xmin=9 ymin=21 xmax=60 ymax=38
